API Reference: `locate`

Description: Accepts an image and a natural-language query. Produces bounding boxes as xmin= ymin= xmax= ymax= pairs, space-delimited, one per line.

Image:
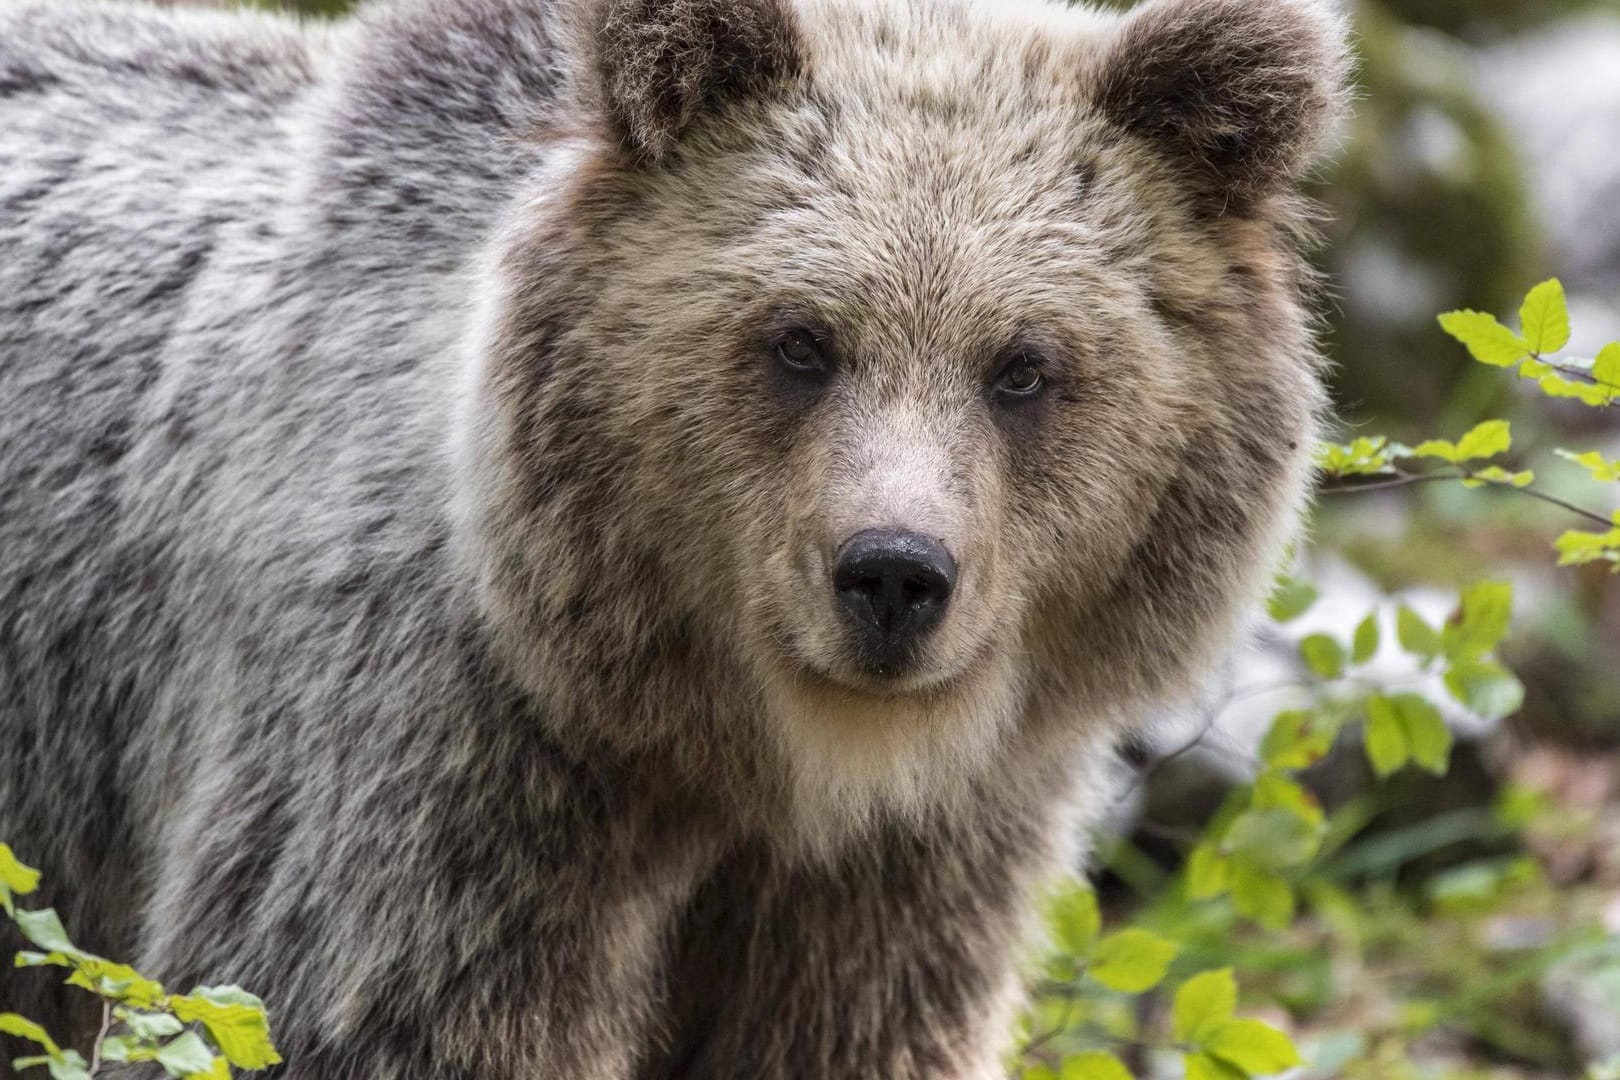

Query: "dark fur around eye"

xmin=761 ymin=322 xmax=835 ymax=412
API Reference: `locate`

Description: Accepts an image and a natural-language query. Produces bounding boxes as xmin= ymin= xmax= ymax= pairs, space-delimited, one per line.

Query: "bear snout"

xmin=831 ymin=527 xmax=957 ymax=674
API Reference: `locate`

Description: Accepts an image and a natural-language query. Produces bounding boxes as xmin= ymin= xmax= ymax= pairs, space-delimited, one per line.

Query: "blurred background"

xmin=174 ymin=0 xmax=1620 ymax=1074
xmin=1094 ymin=0 xmax=1620 ymax=1076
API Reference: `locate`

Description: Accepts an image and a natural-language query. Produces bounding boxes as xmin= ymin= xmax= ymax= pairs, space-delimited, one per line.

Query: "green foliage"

xmin=1019 ymin=279 xmax=1617 ymax=1078
xmin=1320 ymin=279 xmax=1620 ymax=572
xmin=1264 ymin=576 xmax=1318 ymax=624
xmin=1088 ymin=931 xmax=1178 ymax=994
xmin=1315 ymin=437 xmax=1400 ymax=478
xmin=0 ymin=847 xmax=280 ymax=1078
xmin=1023 ymin=879 xmax=1297 ymax=1079
xmin=1029 ymin=612 xmax=1533 ymax=1072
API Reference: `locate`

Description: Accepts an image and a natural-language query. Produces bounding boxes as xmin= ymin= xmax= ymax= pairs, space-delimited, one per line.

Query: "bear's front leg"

xmin=118 ymin=727 xmax=722 ymax=1080
xmin=645 ymin=793 xmax=1064 ymax=1080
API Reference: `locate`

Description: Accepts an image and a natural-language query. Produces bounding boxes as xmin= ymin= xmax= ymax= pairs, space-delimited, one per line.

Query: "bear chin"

xmin=756 ymin=645 xmax=1027 ymax=855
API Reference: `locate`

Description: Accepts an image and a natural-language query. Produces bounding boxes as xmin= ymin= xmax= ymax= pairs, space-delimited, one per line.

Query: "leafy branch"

xmin=1317 ymin=278 xmax=1620 ymax=571
xmin=1 ymin=845 xmax=281 ymax=1080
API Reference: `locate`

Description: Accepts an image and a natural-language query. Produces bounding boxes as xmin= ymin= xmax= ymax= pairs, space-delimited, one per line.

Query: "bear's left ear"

xmin=578 ymin=0 xmax=804 ymax=162
xmin=1092 ymin=0 xmax=1350 ymax=209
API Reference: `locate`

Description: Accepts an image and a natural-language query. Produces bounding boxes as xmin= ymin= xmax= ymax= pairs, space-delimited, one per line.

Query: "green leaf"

xmin=1555 ymin=527 xmax=1620 ymax=568
xmin=1396 ymin=606 xmax=1441 ymax=664
xmin=1224 ymin=809 xmax=1320 ymax=871
xmin=0 ymin=1014 xmax=60 ymax=1056
xmin=1594 ymin=342 xmax=1620 ymax=401
xmin=1444 ymin=581 xmax=1512 ymax=661
xmin=1174 ymin=969 xmax=1238 ymax=1044
xmin=43 ymin=1051 xmax=91 ymax=1080
xmin=1252 ymin=772 xmax=1325 ymax=828
xmin=1047 ymin=883 xmax=1100 ymax=960
xmin=1315 ymin=437 xmax=1401 ymax=478
xmin=1388 ymin=693 xmax=1452 ymax=775
xmin=171 ymin=986 xmax=282 ymax=1070
xmin=1266 ymin=576 xmax=1318 ymax=624
xmin=1445 ymin=660 xmax=1526 ymax=719
xmin=1519 ymin=357 xmax=1555 ymax=379
xmin=13 ymin=910 xmax=79 ymax=958
xmin=1519 ymin=279 xmax=1571 ymax=354
xmin=1088 ymin=929 xmax=1178 ymax=994
xmin=1185 ymin=1052 xmax=1246 ymax=1080
xmin=1363 ymin=695 xmax=1410 ymax=777
xmin=1231 ymin=861 xmax=1294 ymax=929
xmin=1438 ymin=310 xmax=1530 ymax=367
xmin=1539 ymin=372 xmax=1613 ymax=406
xmin=1464 ymin=466 xmax=1535 ymax=489
xmin=0 ymin=845 xmax=42 ymax=916
xmin=1415 ymin=420 xmax=1512 ymax=466
xmin=1299 ymin=635 xmax=1345 ymax=680
xmin=62 ymin=958 xmax=166 ymax=1009
xmin=155 ymin=1032 xmax=217 ymax=1077
xmin=98 ymin=1036 xmax=142 ymax=1064
xmin=1455 ymin=420 xmax=1512 ymax=461
xmin=1061 ymin=1051 xmax=1134 ymax=1080
xmin=120 ymin=1011 xmax=185 ymax=1042
xmin=1259 ymin=711 xmax=1334 ymax=771
xmin=1410 ymin=437 xmax=1459 ymax=464
xmin=1186 ymin=842 xmax=1232 ymax=901
xmin=98 ymin=1036 xmax=162 ymax=1068
xmin=14 ymin=951 xmax=72 ymax=970
xmin=185 ymin=986 xmax=264 ymax=1009
xmin=9 ymin=1049 xmax=92 ymax=1080
xmin=188 ymin=1056 xmax=231 ymax=1080
xmin=1205 ymin=1019 xmax=1304 ymax=1076
xmin=1556 ymin=450 xmax=1620 ymax=483
xmin=1351 ymin=614 xmax=1380 ymax=665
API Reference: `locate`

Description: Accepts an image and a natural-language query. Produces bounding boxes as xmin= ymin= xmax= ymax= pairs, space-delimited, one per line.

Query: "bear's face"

xmin=462 ymin=0 xmax=1346 ymax=837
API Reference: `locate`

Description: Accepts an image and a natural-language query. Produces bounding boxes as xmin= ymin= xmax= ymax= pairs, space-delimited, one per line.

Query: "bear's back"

xmin=0 ymin=2 xmax=325 ymax=360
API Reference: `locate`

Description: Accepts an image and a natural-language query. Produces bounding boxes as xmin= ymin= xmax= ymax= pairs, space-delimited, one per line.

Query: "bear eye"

xmin=773 ymin=329 xmax=829 ymax=375
xmin=993 ymin=353 xmax=1046 ymax=400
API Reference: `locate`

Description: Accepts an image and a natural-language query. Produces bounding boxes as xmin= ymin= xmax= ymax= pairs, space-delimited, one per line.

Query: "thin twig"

xmin=88 ymin=1000 xmax=112 ymax=1076
xmin=1136 ymin=706 xmax=1221 ymax=787
xmin=1016 ymin=978 xmax=1083 ymax=1061
xmin=1542 ymin=359 xmax=1620 ymax=394
xmin=1477 ymin=477 xmax=1616 ymax=529
xmin=1318 ymin=472 xmax=1461 ymax=495
xmin=1320 ymin=466 xmax=1614 ymax=529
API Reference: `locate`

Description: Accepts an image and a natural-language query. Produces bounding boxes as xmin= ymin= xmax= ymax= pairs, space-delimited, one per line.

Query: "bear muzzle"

xmin=832 ymin=527 xmax=958 ymax=676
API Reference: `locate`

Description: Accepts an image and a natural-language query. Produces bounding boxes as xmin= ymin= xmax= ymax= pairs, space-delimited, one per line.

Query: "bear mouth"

xmin=769 ymin=625 xmax=1000 ymax=703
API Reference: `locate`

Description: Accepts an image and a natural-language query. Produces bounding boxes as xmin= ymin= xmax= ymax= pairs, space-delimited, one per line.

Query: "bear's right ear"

xmin=1091 ymin=0 xmax=1350 ymax=210
xmin=572 ymin=0 xmax=804 ymax=162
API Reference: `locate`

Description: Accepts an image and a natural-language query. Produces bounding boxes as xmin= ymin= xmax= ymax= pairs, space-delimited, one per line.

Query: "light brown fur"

xmin=465 ymin=0 xmax=1345 ymax=848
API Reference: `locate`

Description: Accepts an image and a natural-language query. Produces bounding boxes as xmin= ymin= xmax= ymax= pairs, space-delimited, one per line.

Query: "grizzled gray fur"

xmin=0 ymin=0 xmax=1349 ymax=1075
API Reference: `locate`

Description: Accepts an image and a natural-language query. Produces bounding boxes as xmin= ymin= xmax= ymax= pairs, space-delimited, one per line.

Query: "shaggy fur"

xmin=0 ymin=0 xmax=1348 ymax=1075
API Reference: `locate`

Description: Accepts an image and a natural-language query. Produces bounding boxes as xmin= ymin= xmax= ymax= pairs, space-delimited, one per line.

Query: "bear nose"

xmin=832 ymin=528 xmax=957 ymax=670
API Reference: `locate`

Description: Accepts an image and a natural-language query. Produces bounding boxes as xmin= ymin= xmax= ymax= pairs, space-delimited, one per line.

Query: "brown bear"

xmin=0 ymin=0 xmax=1347 ymax=1074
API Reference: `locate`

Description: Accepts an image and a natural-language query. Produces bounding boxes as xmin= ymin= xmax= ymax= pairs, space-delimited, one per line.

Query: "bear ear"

xmin=1092 ymin=0 xmax=1350 ymax=209
xmin=578 ymin=0 xmax=804 ymax=162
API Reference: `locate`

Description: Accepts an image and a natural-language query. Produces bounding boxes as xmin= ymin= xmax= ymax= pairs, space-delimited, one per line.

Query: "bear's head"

xmin=458 ymin=0 xmax=1349 ymax=844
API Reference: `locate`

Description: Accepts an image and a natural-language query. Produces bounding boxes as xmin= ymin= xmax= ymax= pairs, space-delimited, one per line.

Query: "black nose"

xmin=833 ymin=528 xmax=957 ymax=671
